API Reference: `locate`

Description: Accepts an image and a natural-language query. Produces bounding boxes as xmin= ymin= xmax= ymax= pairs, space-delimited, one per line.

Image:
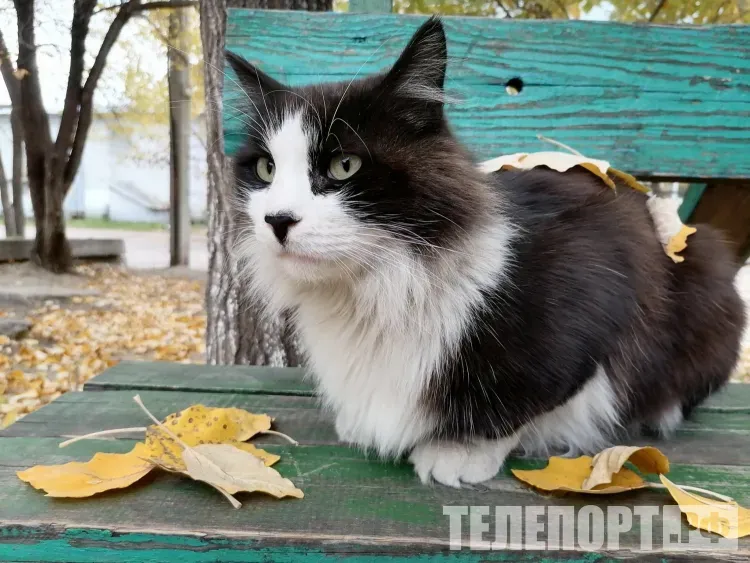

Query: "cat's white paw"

xmin=409 ymin=437 xmax=517 ymax=488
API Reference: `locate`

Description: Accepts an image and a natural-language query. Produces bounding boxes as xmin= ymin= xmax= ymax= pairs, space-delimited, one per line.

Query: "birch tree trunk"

xmin=200 ymin=0 xmax=331 ymax=365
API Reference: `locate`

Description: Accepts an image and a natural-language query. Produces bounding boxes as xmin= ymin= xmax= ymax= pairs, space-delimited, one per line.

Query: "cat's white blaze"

xmin=516 ymin=366 xmax=622 ymax=457
xmin=248 ymin=112 xmax=313 ymax=229
xmin=246 ymin=111 xmax=361 ymax=282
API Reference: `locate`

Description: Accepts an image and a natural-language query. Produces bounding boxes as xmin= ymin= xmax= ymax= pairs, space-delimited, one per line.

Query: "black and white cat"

xmin=226 ymin=17 xmax=746 ymax=487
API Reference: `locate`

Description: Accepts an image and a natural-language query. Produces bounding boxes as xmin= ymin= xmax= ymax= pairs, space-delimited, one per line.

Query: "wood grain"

xmin=84 ymin=361 xmax=314 ymax=396
xmin=223 ymin=11 xmax=750 ymax=181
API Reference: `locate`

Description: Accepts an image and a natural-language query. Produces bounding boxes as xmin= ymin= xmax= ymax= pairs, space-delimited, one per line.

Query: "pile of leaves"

xmin=18 ymin=397 xmax=303 ymax=508
xmin=513 ymin=445 xmax=750 ymax=539
xmin=1 ymin=264 xmax=206 ymax=429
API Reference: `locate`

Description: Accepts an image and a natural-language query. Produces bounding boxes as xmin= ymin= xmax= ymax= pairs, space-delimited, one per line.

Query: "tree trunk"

xmin=28 ymin=171 xmax=73 ymax=273
xmin=11 ymin=109 xmax=25 ymax=238
xmin=201 ymin=0 xmax=330 ymax=365
xmin=168 ymin=2 xmax=192 ymax=266
xmin=0 ymin=149 xmax=15 ymax=237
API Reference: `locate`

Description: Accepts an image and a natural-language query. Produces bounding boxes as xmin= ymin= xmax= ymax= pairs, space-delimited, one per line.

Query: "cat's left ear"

xmin=381 ymin=16 xmax=448 ymax=108
xmin=225 ymin=50 xmax=285 ymax=105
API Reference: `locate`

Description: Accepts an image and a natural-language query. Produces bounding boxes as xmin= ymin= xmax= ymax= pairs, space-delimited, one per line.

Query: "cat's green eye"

xmin=328 ymin=154 xmax=362 ymax=181
xmin=256 ymin=156 xmax=275 ymax=183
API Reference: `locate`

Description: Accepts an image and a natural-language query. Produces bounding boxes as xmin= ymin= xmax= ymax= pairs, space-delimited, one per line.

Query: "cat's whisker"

xmin=331 ymin=117 xmax=371 ymax=161
xmin=326 ymin=37 xmax=394 ymax=143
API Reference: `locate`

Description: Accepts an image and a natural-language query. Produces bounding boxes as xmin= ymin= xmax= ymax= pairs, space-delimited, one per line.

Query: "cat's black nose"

xmin=264 ymin=213 xmax=299 ymax=244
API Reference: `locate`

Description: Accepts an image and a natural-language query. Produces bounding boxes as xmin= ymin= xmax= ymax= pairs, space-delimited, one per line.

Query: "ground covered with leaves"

xmin=1 ymin=263 xmax=206 ymax=428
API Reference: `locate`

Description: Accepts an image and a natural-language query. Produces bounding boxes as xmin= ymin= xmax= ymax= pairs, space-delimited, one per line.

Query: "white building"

xmin=0 ymin=107 xmax=208 ymax=224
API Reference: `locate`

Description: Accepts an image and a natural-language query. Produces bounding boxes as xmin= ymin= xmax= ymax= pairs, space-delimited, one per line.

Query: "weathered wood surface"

xmin=85 ymin=361 xmax=314 ymax=395
xmin=223 ymin=11 xmax=750 ymax=181
xmin=1 ymin=363 xmax=750 ymax=560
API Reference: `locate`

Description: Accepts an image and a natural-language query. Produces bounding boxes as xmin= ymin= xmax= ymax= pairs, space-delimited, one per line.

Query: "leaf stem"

xmin=537 ymin=134 xmax=584 ymax=156
xmin=133 ymin=394 xmax=191 ymax=451
xmin=260 ymin=430 xmax=299 ymax=445
xmin=59 ymin=427 xmax=148 ymax=448
xmin=648 ymin=482 xmax=734 ymax=503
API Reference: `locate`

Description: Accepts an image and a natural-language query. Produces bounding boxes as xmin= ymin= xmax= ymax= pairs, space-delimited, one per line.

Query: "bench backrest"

xmin=223 ymin=9 xmax=750 ymax=183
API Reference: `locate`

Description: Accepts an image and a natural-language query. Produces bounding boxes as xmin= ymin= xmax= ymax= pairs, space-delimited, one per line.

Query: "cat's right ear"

xmin=225 ymin=50 xmax=285 ymax=103
xmin=382 ymin=16 xmax=448 ymax=105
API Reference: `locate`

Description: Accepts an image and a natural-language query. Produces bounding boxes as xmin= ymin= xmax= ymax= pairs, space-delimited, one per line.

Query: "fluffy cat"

xmin=225 ymin=17 xmax=746 ymax=487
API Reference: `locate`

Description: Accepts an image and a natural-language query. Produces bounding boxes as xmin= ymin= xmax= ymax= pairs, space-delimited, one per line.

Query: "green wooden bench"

xmin=1 ymin=361 xmax=749 ymax=560
xmin=223 ymin=7 xmax=750 ymax=261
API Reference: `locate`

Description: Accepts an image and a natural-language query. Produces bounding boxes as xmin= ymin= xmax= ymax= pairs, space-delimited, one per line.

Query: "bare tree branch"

xmin=55 ymin=0 xmax=97 ymax=170
xmin=94 ymin=0 xmax=198 ymax=15
xmin=63 ymin=2 xmax=136 ymax=187
xmin=495 ymin=0 xmax=514 ymax=18
xmin=0 ymin=28 xmax=20 ymax=105
xmin=648 ymin=0 xmax=667 ymax=21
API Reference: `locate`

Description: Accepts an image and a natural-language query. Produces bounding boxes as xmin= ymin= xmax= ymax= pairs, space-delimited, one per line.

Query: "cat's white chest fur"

xmin=283 ymin=225 xmax=514 ymax=457
xmin=295 ymin=292 xmax=439 ymax=456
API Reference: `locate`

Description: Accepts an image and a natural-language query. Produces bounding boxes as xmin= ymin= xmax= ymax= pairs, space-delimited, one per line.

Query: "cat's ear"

xmin=225 ymin=50 xmax=285 ymax=103
xmin=382 ymin=16 xmax=448 ymax=106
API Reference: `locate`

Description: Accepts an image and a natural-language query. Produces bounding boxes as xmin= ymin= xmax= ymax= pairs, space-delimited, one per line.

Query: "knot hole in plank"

xmin=505 ymin=77 xmax=524 ymax=96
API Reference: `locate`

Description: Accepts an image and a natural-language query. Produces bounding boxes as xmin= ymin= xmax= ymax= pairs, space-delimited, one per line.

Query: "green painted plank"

xmin=1 ymin=438 xmax=749 ymax=559
xmin=223 ymin=11 xmax=750 ymax=180
xmin=1 ymin=390 xmax=330 ymax=446
xmin=85 ymin=363 xmax=750 ymax=413
xmin=700 ymin=383 xmax=750 ymax=412
xmin=679 ymin=184 xmax=708 ymax=222
xmin=1 ymin=528 xmax=736 ymax=562
xmin=84 ymin=361 xmax=314 ymax=396
xmin=3 ymin=390 xmax=750 ymax=466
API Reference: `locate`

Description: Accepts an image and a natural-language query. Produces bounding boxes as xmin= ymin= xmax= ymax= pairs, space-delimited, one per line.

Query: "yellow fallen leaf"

xmin=582 ymin=445 xmax=669 ymax=490
xmin=182 ymin=443 xmax=303 ymax=506
xmin=1 ymin=409 xmax=18 ymax=429
xmin=659 ymin=475 xmax=750 ymax=539
xmin=646 ymin=196 xmax=697 ymax=263
xmin=143 ymin=404 xmax=273 ymax=471
xmin=231 ymin=441 xmax=281 ymax=466
xmin=512 ymin=455 xmax=648 ymax=494
xmin=132 ymin=396 xmax=301 ymax=507
xmin=17 ymin=442 xmax=154 ymax=498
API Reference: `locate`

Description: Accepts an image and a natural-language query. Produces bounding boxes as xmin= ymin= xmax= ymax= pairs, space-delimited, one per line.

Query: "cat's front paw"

xmin=408 ymin=438 xmax=516 ymax=488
